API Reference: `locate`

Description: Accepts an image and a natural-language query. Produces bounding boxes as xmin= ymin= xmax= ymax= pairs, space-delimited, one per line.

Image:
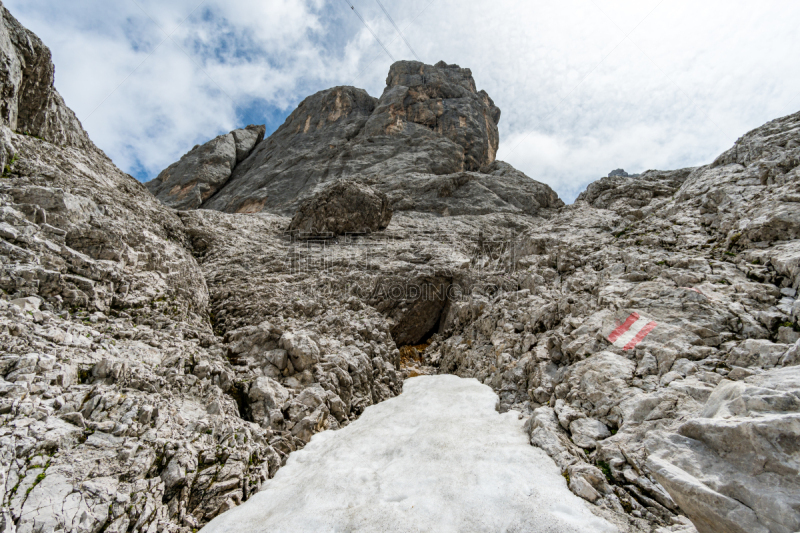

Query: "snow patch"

xmin=202 ymin=375 xmax=618 ymax=533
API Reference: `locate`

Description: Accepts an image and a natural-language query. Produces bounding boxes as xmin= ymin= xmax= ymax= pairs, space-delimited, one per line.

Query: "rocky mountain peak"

xmin=374 ymin=59 xmax=501 ymax=170
xmin=148 ymin=59 xmax=525 ymax=216
xmin=387 ymin=60 xmax=478 ymax=94
xmin=282 ymin=85 xmax=377 ymax=140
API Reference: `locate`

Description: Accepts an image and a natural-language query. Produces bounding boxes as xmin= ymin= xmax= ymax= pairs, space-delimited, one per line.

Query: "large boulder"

xmin=146 ymin=124 xmax=265 ymax=210
xmin=287 ymin=180 xmax=392 ymax=238
xmin=278 ymin=331 xmax=322 ymax=372
xmin=646 ymin=366 xmax=800 ymax=533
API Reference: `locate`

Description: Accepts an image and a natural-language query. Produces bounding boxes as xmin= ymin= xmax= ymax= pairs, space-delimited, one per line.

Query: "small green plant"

xmin=596 ymin=460 xmax=614 ymax=484
xmin=2 ymin=153 xmax=18 ymax=177
xmin=8 ymin=478 xmax=21 ymax=496
xmin=25 ymin=471 xmax=47 ymax=496
xmin=16 ymin=130 xmax=44 ymax=141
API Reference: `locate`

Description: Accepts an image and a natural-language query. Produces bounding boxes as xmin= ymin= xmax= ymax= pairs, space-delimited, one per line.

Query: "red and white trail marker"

xmin=607 ymin=312 xmax=657 ymax=351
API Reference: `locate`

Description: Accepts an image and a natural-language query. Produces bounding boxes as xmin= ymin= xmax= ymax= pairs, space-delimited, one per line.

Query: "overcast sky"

xmin=6 ymin=0 xmax=800 ymax=201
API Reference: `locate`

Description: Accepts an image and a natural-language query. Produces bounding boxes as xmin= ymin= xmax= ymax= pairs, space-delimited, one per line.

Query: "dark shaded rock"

xmin=287 ymin=179 xmax=392 ymax=238
xmin=386 ymin=276 xmax=450 ymax=346
xmin=202 ymin=86 xmax=379 ymax=214
xmin=146 ymin=125 xmax=265 ymax=210
xmin=197 ymin=61 xmax=513 ymax=216
xmin=476 ymin=161 xmax=563 ymax=212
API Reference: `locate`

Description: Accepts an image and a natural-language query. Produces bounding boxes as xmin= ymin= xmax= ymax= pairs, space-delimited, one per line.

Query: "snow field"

xmin=202 ymin=374 xmax=618 ymax=533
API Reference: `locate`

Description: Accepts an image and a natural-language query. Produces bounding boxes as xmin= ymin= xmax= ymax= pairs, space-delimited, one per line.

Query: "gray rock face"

xmin=231 ymin=126 xmax=265 ymax=164
xmin=712 ymin=111 xmax=800 ymax=169
xmin=646 ymin=367 xmax=800 ymax=533
xmin=0 ymin=119 xmax=13 ymax=174
xmin=434 ymin=109 xmax=800 ymax=531
xmin=569 ymin=417 xmax=611 ymax=449
xmin=184 ymin=60 xmax=553 ymax=218
xmin=0 ymin=7 xmax=402 ymax=533
xmin=576 ymin=168 xmax=693 ymax=220
xmin=0 ymin=2 xmax=93 ymax=150
xmin=374 ymin=161 xmax=564 ymax=217
xmin=287 ymin=180 xmax=392 ymax=238
xmin=145 ymin=125 xmax=265 ymax=210
xmin=373 ymin=60 xmax=501 ymax=171
xmin=200 ymin=86 xmax=379 ymax=214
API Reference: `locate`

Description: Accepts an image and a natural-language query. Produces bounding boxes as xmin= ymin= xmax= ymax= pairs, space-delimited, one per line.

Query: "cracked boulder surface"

xmin=2 ymin=1 xmax=800 ymax=532
xmin=286 ymin=179 xmax=393 ymax=238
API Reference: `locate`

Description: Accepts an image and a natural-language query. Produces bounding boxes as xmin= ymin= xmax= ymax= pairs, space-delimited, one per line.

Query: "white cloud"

xmin=5 ymin=0 xmax=800 ymax=202
xmin=5 ymin=0 xmax=353 ymax=176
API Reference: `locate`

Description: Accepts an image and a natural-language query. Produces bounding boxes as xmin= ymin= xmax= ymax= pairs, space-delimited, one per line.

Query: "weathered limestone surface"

xmin=145 ymin=125 xmax=265 ymax=210
xmin=435 ymin=112 xmax=800 ymax=532
xmin=2 ymin=2 xmax=800 ymax=532
xmin=0 ymin=3 xmax=93 ymax=151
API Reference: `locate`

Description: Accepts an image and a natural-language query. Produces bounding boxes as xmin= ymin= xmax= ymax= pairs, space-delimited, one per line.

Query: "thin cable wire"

xmin=505 ymin=0 xmax=665 ymax=157
xmin=783 ymin=93 xmax=800 ymax=117
xmin=374 ymin=0 xmax=420 ymax=61
xmin=347 ymin=0 xmax=435 ymax=86
xmin=86 ymin=0 xmax=207 ymax=120
xmin=340 ymin=0 xmax=395 ymax=62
